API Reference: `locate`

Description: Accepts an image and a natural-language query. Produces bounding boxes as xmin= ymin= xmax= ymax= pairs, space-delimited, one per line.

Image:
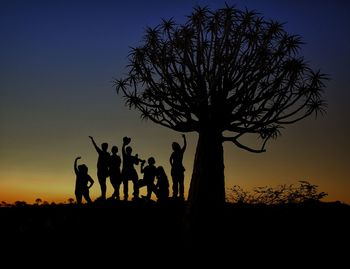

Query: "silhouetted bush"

xmin=227 ymin=180 xmax=328 ymax=204
xmin=14 ymin=201 xmax=28 ymax=207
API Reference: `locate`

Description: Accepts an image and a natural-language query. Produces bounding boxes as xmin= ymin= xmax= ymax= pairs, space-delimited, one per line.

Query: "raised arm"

xmin=181 ymin=134 xmax=187 ymax=153
xmin=122 ymin=140 xmax=127 ymax=158
xmin=74 ymin=157 xmax=81 ymax=175
xmin=89 ymin=136 xmax=101 ymax=154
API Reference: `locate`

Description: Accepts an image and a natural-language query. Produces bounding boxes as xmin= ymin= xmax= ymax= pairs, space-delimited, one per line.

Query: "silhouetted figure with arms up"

xmin=170 ymin=134 xmax=186 ymax=200
xmin=121 ymin=137 xmax=140 ymax=200
xmin=74 ymin=157 xmax=94 ymax=204
xmin=155 ymin=166 xmax=169 ymax=202
xmin=109 ymin=145 xmax=122 ymax=200
xmin=89 ymin=136 xmax=110 ymax=200
xmin=138 ymin=157 xmax=157 ymax=200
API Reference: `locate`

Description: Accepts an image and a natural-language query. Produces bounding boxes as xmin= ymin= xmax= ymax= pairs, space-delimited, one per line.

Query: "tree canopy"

xmin=115 ymin=4 xmax=327 ymax=153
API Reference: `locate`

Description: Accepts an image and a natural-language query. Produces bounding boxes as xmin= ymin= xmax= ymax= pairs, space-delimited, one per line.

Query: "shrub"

xmin=227 ymin=181 xmax=328 ymax=204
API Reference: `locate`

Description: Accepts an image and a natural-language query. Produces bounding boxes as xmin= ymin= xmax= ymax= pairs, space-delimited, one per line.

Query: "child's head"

xmin=148 ymin=157 xmax=156 ymax=165
xmin=156 ymin=166 xmax=166 ymax=177
xmin=172 ymin=142 xmax=181 ymax=152
xmin=111 ymin=146 xmax=118 ymax=154
xmin=78 ymin=164 xmax=88 ymax=174
xmin=126 ymin=146 xmax=132 ymax=155
xmin=101 ymin=143 xmax=108 ymax=151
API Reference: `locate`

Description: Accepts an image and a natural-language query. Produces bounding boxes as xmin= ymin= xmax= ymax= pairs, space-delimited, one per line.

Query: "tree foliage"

xmin=115 ymin=4 xmax=327 ymax=153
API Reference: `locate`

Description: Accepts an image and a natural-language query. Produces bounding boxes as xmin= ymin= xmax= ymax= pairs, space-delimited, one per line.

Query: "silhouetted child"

xmin=89 ymin=136 xmax=110 ymax=200
xmin=109 ymin=145 xmax=122 ymax=200
xmin=155 ymin=166 xmax=169 ymax=202
xmin=121 ymin=137 xmax=141 ymax=200
xmin=170 ymin=134 xmax=187 ymax=199
xmin=74 ymin=157 xmax=94 ymax=204
xmin=138 ymin=157 xmax=157 ymax=200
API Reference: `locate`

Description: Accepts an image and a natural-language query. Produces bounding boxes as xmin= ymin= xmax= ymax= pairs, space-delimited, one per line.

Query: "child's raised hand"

xmin=123 ymin=136 xmax=131 ymax=145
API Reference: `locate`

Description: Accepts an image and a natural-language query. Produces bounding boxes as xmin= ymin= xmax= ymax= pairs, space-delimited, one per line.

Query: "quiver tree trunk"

xmin=186 ymin=128 xmax=225 ymax=235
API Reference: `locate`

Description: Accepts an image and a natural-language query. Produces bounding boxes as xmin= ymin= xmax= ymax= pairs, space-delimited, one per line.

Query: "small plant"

xmin=227 ymin=181 xmax=328 ymax=204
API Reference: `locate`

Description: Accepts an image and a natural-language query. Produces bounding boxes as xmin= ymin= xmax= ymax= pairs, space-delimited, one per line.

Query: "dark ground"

xmin=0 ymin=200 xmax=349 ymax=267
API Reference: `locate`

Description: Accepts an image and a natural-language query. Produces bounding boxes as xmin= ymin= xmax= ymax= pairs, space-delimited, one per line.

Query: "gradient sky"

xmin=1 ymin=0 xmax=349 ymax=204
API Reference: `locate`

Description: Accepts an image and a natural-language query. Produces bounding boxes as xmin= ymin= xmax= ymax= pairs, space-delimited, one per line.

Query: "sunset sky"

xmin=1 ymin=0 xmax=349 ymax=204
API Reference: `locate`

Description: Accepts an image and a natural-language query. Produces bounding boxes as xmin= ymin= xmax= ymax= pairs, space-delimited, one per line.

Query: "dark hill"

xmin=0 ymin=200 xmax=349 ymax=267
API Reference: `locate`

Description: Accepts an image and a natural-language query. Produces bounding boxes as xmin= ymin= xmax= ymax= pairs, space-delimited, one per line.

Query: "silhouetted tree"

xmin=68 ymin=198 xmax=75 ymax=204
xmin=115 ymin=5 xmax=327 ymax=224
xmin=35 ymin=198 xmax=42 ymax=205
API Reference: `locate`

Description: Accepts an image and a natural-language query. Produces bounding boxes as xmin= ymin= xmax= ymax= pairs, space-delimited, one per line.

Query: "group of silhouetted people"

xmin=73 ymin=135 xmax=187 ymax=204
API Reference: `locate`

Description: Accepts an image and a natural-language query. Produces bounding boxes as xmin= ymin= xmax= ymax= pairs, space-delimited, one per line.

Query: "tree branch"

xmin=222 ymin=136 xmax=267 ymax=153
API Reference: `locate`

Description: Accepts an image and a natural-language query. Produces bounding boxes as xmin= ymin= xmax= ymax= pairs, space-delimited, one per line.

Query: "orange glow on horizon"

xmin=1 ymin=170 xmax=349 ymax=205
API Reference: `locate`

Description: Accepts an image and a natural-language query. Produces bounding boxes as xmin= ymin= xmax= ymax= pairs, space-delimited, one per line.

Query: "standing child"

xmin=169 ymin=134 xmax=187 ymax=200
xmin=109 ymin=145 xmax=122 ymax=200
xmin=121 ymin=136 xmax=141 ymax=200
xmin=89 ymin=136 xmax=110 ymax=200
xmin=74 ymin=157 xmax=94 ymax=204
